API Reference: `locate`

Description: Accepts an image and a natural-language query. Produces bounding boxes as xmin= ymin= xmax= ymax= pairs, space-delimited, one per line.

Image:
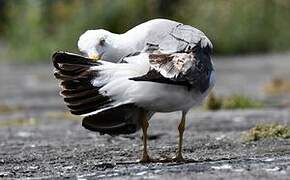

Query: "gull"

xmin=77 ymin=18 xmax=211 ymax=62
xmin=53 ymin=43 xmax=214 ymax=163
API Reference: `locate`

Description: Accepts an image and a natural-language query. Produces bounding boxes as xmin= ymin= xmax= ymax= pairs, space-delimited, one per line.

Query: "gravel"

xmin=1 ymin=53 xmax=290 ymax=179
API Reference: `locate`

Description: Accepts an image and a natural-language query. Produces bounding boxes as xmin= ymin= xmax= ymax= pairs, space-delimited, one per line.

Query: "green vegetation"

xmin=204 ymin=93 xmax=223 ymax=110
xmin=0 ymin=0 xmax=157 ymax=62
xmin=222 ymin=95 xmax=264 ymax=109
xmin=0 ymin=104 xmax=24 ymax=114
xmin=0 ymin=118 xmax=36 ymax=127
xmin=45 ymin=111 xmax=81 ymax=121
xmin=264 ymin=78 xmax=290 ymax=95
xmin=204 ymin=93 xmax=264 ymax=110
xmin=0 ymin=0 xmax=290 ymax=62
xmin=242 ymin=123 xmax=290 ymax=142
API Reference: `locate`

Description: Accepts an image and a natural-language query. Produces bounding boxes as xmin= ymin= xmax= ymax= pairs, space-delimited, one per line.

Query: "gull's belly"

xmin=131 ymin=82 xmax=205 ymax=112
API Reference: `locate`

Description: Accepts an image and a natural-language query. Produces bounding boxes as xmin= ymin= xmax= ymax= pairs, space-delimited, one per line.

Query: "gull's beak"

xmin=89 ymin=54 xmax=101 ymax=61
xmin=87 ymin=51 xmax=102 ymax=61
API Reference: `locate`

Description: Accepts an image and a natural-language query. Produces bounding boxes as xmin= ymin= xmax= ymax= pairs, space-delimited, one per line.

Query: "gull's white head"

xmin=77 ymin=29 xmax=114 ymax=60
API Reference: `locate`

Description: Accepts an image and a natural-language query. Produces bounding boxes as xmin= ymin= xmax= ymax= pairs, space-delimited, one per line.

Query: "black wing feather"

xmin=130 ymin=42 xmax=213 ymax=93
xmin=52 ymin=51 xmax=147 ymax=135
xmin=53 ymin=51 xmax=112 ymax=115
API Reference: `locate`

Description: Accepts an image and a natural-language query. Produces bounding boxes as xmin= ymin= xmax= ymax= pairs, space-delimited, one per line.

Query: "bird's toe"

xmin=138 ymin=154 xmax=156 ymax=163
xmin=171 ymin=155 xmax=186 ymax=162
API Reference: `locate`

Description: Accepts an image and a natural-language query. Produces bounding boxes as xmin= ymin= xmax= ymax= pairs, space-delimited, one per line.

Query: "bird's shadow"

xmin=115 ymin=156 xmax=239 ymax=165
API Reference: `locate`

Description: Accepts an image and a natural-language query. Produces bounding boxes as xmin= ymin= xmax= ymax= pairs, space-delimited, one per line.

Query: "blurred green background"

xmin=0 ymin=0 xmax=289 ymax=63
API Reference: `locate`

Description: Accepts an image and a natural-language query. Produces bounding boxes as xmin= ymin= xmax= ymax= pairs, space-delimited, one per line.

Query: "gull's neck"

xmin=103 ymin=32 xmax=137 ymax=61
xmin=105 ymin=25 xmax=152 ymax=62
xmin=109 ymin=32 xmax=142 ymax=56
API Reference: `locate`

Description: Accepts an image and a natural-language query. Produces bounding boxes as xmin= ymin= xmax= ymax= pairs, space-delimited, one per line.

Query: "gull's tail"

xmin=52 ymin=52 xmax=144 ymax=135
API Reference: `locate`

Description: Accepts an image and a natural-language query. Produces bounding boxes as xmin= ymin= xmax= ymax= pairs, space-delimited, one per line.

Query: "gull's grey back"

xmin=125 ymin=19 xmax=212 ymax=54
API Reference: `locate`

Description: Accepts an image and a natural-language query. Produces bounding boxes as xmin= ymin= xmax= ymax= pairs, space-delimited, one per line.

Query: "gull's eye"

xmin=99 ymin=38 xmax=105 ymax=46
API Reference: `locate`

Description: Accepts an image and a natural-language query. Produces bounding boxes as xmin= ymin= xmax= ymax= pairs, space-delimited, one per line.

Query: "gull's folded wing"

xmin=130 ymin=42 xmax=213 ymax=93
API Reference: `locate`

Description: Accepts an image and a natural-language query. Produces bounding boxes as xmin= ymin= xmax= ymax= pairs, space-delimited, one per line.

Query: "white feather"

xmin=78 ymin=19 xmax=212 ymax=62
xmin=88 ymin=52 xmax=214 ymax=114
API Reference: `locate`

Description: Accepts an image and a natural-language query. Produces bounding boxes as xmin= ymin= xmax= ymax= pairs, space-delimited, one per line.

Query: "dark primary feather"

xmin=53 ymin=52 xmax=112 ymax=115
xmin=130 ymin=68 xmax=193 ymax=88
xmin=130 ymin=42 xmax=213 ymax=93
xmin=52 ymin=51 xmax=147 ymax=135
xmin=82 ymin=104 xmax=144 ymax=135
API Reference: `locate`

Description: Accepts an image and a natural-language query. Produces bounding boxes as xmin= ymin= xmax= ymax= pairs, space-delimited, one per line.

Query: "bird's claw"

xmin=159 ymin=154 xmax=186 ymax=163
xmin=138 ymin=154 xmax=156 ymax=163
xmin=171 ymin=155 xmax=186 ymax=162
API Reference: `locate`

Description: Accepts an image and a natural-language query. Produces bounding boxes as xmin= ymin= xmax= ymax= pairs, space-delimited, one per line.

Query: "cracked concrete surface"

xmin=0 ymin=53 xmax=290 ymax=179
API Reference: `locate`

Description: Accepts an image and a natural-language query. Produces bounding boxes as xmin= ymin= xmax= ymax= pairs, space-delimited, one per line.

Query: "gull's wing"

xmin=144 ymin=23 xmax=213 ymax=54
xmin=130 ymin=43 xmax=213 ymax=93
xmin=53 ymin=52 xmax=146 ymax=135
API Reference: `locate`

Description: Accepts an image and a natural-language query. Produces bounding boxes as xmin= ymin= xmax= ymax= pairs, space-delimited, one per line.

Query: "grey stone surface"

xmin=0 ymin=53 xmax=290 ymax=179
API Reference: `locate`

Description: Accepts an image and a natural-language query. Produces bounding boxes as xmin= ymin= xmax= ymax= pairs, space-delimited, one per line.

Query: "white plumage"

xmin=77 ymin=19 xmax=212 ymax=62
xmin=89 ymin=52 xmax=214 ymax=114
xmin=54 ymin=18 xmax=215 ymax=162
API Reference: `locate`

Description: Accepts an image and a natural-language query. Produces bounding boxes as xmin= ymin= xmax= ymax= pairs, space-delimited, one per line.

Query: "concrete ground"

xmin=0 ymin=53 xmax=290 ymax=179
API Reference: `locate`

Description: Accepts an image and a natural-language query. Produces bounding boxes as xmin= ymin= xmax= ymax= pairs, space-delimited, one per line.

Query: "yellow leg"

xmin=173 ymin=111 xmax=187 ymax=162
xmin=139 ymin=110 xmax=152 ymax=163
